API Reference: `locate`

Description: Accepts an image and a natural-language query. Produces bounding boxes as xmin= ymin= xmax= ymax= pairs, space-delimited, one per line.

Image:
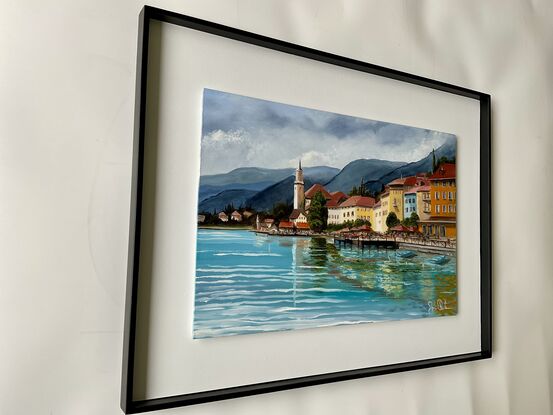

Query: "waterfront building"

xmin=295 ymin=222 xmax=311 ymax=234
xmin=418 ymin=163 xmax=456 ymax=238
xmin=327 ymin=195 xmax=375 ymax=226
xmin=218 ymin=212 xmax=228 ymax=222
xmin=384 ymin=177 xmax=415 ymax=221
xmin=293 ymin=160 xmax=305 ymax=210
xmin=304 ymin=183 xmax=332 ymax=210
xmin=373 ymin=201 xmax=383 ymax=232
xmin=242 ymin=210 xmax=253 ymax=219
xmin=326 ymin=191 xmax=348 ymax=225
xmin=289 ymin=209 xmax=308 ymax=225
xmin=404 ymin=191 xmax=417 ymax=218
xmin=231 ymin=210 xmax=242 ymax=222
xmin=278 ymin=221 xmax=295 ymax=234
xmin=257 ymin=217 xmax=277 ymax=232
xmin=197 ymin=214 xmax=206 ymax=223
xmin=408 ymin=185 xmax=432 ymax=221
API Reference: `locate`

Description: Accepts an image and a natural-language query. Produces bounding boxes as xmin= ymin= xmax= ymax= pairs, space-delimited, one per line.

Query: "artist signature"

xmin=428 ymin=299 xmax=451 ymax=313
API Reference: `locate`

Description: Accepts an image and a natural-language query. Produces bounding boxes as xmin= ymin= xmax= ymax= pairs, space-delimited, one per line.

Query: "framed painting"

xmin=122 ymin=6 xmax=491 ymax=413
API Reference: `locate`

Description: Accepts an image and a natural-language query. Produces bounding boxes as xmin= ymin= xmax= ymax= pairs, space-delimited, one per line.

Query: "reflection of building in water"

xmin=290 ymin=237 xmax=308 ymax=306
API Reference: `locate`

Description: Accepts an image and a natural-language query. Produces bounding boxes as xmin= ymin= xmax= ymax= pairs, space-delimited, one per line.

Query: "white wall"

xmin=1 ymin=1 xmax=552 ymax=414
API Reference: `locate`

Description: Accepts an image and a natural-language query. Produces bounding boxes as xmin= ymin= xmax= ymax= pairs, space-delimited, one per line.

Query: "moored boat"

xmin=429 ymin=255 xmax=450 ymax=265
xmin=396 ymin=250 xmax=417 ymax=259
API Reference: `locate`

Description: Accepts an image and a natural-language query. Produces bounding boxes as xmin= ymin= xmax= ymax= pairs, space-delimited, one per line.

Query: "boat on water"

xmin=429 ymin=255 xmax=450 ymax=265
xmin=396 ymin=250 xmax=417 ymax=259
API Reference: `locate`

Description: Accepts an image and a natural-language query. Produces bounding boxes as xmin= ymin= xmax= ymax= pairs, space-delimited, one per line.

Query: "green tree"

xmin=432 ymin=148 xmax=436 ymax=172
xmin=307 ymin=191 xmax=328 ymax=232
xmin=353 ymin=218 xmax=371 ymax=228
xmin=386 ymin=212 xmax=400 ymax=229
xmin=271 ymin=202 xmax=293 ymax=221
xmin=349 ymin=185 xmax=358 ymax=196
xmin=402 ymin=212 xmax=419 ymax=227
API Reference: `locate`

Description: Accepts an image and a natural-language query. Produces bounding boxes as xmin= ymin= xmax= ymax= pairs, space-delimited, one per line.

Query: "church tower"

xmin=293 ymin=160 xmax=304 ymax=210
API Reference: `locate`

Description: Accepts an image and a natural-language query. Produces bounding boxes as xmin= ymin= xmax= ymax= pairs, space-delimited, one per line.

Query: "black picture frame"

xmin=121 ymin=5 xmax=492 ymax=414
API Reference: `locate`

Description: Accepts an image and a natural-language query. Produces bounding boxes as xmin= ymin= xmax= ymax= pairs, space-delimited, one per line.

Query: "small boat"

xmin=396 ymin=250 xmax=417 ymax=259
xmin=430 ymin=255 xmax=450 ymax=265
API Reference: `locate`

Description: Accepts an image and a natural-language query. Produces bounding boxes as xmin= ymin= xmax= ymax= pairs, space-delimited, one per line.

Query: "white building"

xmin=327 ymin=196 xmax=375 ymax=225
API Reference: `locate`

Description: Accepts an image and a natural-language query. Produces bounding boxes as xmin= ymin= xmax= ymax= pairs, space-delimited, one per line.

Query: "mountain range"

xmin=198 ymin=136 xmax=456 ymax=213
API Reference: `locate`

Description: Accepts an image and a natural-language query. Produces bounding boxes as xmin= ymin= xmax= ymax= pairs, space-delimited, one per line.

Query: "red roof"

xmin=429 ymin=163 xmax=456 ymax=180
xmin=389 ymin=224 xmax=418 ymax=232
xmin=405 ymin=185 xmax=431 ymax=194
xmin=326 ymin=191 xmax=348 ymax=208
xmin=296 ymin=222 xmax=310 ymax=230
xmin=339 ymin=196 xmax=376 ymax=208
xmin=304 ymin=184 xmax=332 ymax=199
xmin=278 ymin=221 xmax=294 ymax=229
xmin=388 ymin=176 xmax=417 ymax=187
xmin=352 ymin=224 xmax=372 ymax=232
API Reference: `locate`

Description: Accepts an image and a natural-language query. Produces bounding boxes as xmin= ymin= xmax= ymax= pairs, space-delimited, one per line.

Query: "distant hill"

xmin=200 ymin=166 xmax=338 ymax=187
xmin=197 ymin=137 xmax=456 ymax=213
xmin=246 ymin=177 xmax=315 ymax=211
xmin=199 ymin=181 xmax=275 ymax=202
xmin=198 ymin=189 xmax=258 ymax=213
xmin=198 ymin=166 xmax=339 ymax=209
xmin=324 ymin=159 xmax=406 ymax=194
xmin=200 ymin=167 xmax=294 ymax=187
xmin=364 ymin=136 xmax=457 ymax=193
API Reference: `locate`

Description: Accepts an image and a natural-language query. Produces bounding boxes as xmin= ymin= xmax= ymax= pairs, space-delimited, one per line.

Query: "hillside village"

xmin=198 ymin=159 xmax=456 ymax=240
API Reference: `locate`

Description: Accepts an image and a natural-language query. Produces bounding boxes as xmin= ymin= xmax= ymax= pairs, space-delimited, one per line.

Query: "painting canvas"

xmin=194 ymin=88 xmax=457 ymax=339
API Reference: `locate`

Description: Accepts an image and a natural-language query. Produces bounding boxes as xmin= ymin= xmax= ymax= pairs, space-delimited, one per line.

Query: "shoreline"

xmin=198 ymin=225 xmax=254 ymax=230
xmin=198 ymin=227 xmax=455 ymax=254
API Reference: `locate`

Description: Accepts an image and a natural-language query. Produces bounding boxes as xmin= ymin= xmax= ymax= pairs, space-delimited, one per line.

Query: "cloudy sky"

xmin=200 ymin=88 xmax=454 ymax=175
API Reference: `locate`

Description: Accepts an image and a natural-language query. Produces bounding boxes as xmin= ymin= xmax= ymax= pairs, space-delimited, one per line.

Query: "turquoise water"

xmin=194 ymin=229 xmax=457 ymax=339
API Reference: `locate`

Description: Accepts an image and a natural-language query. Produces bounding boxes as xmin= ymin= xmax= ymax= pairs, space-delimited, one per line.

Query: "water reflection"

xmin=194 ymin=230 xmax=458 ymax=338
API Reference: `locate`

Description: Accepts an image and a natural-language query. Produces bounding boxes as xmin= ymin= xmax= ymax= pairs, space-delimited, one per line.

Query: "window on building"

xmin=440 ymin=226 xmax=446 ymax=237
xmin=436 ymin=205 xmax=440 ymax=213
xmin=435 ymin=191 xmax=440 ymax=200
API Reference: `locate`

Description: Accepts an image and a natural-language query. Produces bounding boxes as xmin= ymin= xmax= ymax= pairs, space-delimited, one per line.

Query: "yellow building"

xmin=419 ymin=163 xmax=457 ymax=238
xmin=416 ymin=186 xmax=432 ymax=221
xmin=327 ymin=196 xmax=375 ymax=226
xmin=372 ymin=201 xmax=384 ymax=232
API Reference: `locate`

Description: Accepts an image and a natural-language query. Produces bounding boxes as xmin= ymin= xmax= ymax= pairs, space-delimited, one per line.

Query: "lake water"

xmin=194 ymin=229 xmax=457 ymax=339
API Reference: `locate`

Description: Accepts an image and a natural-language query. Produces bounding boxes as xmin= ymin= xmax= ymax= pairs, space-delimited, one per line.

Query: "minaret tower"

xmin=293 ymin=160 xmax=304 ymax=210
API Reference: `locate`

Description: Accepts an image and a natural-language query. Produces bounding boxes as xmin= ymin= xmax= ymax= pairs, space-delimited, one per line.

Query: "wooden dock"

xmin=334 ymin=237 xmax=399 ymax=250
xmin=333 ymin=236 xmax=455 ymax=253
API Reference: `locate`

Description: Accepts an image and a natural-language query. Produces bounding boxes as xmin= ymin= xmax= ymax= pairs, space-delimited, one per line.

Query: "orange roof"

xmin=429 ymin=163 xmax=456 ymax=180
xmin=296 ymin=222 xmax=310 ymax=230
xmin=339 ymin=196 xmax=375 ymax=208
xmin=304 ymin=184 xmax=332 ymax=199
xmin=278 ymin=221 xmax=294 ymax=229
